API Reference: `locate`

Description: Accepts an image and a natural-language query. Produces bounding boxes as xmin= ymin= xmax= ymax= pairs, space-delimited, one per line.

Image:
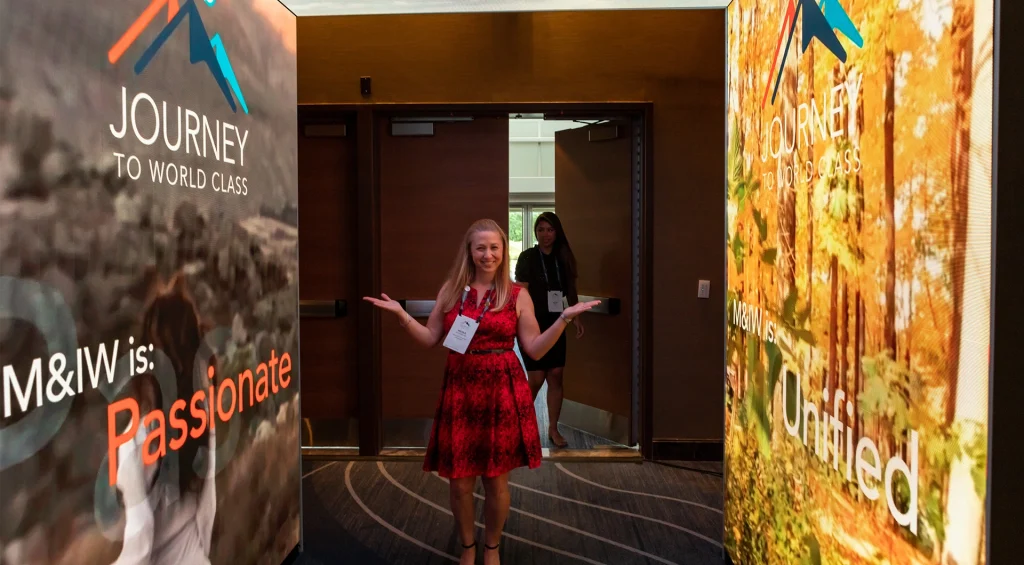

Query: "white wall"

xmin=508 ymin=118 xmax=588 ymax=195
xmin=507 ymin=118 xmax=590 ymax=274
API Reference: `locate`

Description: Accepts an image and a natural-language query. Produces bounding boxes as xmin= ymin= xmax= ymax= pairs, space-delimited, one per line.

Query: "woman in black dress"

xmin=514 ymin=212 xmax=584 ymax=448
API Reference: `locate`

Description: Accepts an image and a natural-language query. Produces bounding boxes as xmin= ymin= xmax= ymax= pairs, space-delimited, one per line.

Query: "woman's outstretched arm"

xmin=364 ymin=284 xmax=448 ymax=348
xmin=516 ymin=294 xmax=599 ymax=360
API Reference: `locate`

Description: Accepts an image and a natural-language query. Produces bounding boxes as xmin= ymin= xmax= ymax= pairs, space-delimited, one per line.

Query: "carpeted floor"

xmin=294 ymin=458 xmax=726 ymax=565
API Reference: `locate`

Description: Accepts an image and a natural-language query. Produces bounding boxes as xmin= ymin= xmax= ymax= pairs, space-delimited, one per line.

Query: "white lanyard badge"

xmin=539 ymin=250 xmax=566 ymax=313
xmin=442 ymin=285 xmax=494 ymax=354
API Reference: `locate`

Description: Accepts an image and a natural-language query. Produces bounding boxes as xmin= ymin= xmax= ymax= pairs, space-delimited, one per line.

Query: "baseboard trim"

xmin=651 ymin=440 xmax=723 ymax=462
xmin=559 ymin=400 xmax=631 ymax=447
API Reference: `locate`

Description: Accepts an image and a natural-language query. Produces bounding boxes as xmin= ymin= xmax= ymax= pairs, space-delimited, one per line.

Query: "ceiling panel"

xmin=281 ymin=0 xmax=729 ymax=17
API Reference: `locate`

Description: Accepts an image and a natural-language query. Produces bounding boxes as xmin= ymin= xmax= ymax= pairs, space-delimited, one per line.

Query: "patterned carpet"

xmin=294 ymin=458 xmax=726 ymax=565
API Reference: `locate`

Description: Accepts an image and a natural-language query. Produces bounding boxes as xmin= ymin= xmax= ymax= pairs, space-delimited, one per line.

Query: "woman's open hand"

xmin=563 ymin=300 xmax=601 ymax=322
xmin=363 ymin=293 xmax=406 ymax=317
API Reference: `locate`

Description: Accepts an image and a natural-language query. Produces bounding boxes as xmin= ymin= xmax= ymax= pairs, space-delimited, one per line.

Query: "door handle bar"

xmin=299 ymin=300 xmax=348 ymax=318
xmin=394 ymin=296 xmax=620 ymax=317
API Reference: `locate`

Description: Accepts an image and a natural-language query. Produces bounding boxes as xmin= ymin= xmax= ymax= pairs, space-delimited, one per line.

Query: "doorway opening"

xmin=506 ymin=112 xmax=642 ymax=457
xmin=298 ymin=104 xmax=652 ymax=462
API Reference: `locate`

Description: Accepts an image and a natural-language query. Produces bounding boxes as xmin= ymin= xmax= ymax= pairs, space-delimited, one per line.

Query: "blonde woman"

xmin=365 ymin=219 xmax=598 ymax=565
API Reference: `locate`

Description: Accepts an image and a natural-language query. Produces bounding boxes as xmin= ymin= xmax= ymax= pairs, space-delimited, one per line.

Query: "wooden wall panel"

xmin=555 ymin=123 xmax=633 ymax=418
xmin=297 ymin=123 xmax=359 ymax=420
xmin=378 ymin=117 xmax=510 ymax=420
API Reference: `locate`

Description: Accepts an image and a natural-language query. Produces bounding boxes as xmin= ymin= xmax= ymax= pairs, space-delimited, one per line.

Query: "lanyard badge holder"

xmin=540 ymin=250 xmax=566 ymax=313
xmin=443 ymin=285 xmax=494 ymax=354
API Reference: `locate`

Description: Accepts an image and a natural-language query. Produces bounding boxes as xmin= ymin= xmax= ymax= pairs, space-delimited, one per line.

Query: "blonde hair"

xmin=439 ymin=219 xmax=513 ymax=313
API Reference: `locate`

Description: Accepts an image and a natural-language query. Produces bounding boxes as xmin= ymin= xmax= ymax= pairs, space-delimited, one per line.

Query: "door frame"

xmin=298 ymin=102 xmax=656 ymax=460
xmin=296 ymin=109 xmax=370 ymax=457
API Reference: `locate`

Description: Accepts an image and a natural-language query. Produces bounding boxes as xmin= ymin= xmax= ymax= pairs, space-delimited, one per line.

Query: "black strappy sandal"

xmin=461 ymin=541 xmax=477 ymax=550
xmin=484 ymin=543 xmax=500 ymax=552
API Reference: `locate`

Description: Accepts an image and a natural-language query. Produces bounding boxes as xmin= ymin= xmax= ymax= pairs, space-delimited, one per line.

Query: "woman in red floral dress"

xmin=364 ymin=219 xmax=599 ymax=565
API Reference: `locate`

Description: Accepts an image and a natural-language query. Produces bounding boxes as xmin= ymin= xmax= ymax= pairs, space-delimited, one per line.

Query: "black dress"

xmin=514 ymin=246 xmax=572 ymax=371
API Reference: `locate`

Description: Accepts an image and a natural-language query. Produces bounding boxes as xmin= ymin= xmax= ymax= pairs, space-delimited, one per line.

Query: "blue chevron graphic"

xmin=820 ymin=0 xmax=864 ymax=49
xmin=765 ymin=0 xmax=863 ymax=107
xmin=134 ymin=0 xmax=248 ymax=114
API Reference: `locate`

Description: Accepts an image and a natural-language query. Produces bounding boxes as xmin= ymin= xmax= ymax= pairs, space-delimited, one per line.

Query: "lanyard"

xmin=458 ymin=285 xmax=494 ymax=323
xmin=539 ymin=248 xmax=562 ymax=289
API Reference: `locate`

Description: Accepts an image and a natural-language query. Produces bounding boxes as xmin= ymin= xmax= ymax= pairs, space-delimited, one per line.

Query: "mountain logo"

xmin=108 ymin=0 xmax=249 ymax=114
xmin=762 ymin=0 xmax=864 ymax=107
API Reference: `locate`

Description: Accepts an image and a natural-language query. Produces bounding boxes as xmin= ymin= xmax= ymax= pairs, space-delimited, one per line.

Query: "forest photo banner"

xmin=724 ymin=0 xmax=994 ymax=564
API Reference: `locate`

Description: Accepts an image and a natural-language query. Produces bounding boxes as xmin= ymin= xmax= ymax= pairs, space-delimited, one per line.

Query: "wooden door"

xmin=378 ymin=116 xmax=510 ymax=447
xmin=554 ymin=121 xmax=634 ymax=441
xmin=297 ymin=119 xmax=360 ymax=447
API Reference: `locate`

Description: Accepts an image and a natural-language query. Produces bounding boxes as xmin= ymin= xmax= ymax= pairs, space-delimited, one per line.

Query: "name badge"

xmin=443 ymin=315 xmax=480 ymax=354
xmin=547 ymin=291 xmax=565 ymax=313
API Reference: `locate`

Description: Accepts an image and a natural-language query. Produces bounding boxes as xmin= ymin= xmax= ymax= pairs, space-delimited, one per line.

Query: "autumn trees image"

xmin=724 ymin=1 xmax=994 ymax=564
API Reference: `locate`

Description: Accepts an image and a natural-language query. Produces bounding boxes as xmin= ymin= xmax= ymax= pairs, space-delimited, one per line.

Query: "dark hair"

xmin=136 ymin=273 xmax=210 ymax=495
xmin=534 ymin=211 xmax=578 ymax=287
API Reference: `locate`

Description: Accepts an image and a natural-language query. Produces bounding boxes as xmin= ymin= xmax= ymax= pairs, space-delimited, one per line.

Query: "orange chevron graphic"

xmin=108 ymin=0 xmax=180 ymax=64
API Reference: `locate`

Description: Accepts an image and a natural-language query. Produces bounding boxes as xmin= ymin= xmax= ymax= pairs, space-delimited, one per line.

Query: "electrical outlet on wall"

xmin=698 ymin=280 xmax=711 ymax=299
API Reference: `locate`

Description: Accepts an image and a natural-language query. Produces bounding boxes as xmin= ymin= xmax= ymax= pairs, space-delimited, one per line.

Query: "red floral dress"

xmin=424 ymin=285 xmax=543 ymax=479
